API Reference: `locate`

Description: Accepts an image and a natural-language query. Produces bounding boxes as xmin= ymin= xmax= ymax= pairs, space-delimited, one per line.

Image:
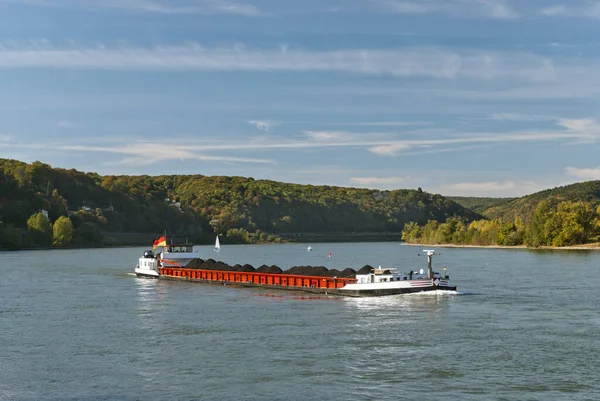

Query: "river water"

xmin=1 ymin=243 xmax=598 ymax=400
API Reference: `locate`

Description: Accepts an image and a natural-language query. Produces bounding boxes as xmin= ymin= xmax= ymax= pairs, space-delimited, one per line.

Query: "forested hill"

xmin=403 ymin=181 xmax=600 ymax=248
xmin=481 ymin=181 xmax=600 ymax=222
xmin=0 ymin=158 xmax=482 ymax=248
xmin=447 ymin=196 xmax=515 ymax=214
xmin=0 ymin=159 xmax=204 ymax=248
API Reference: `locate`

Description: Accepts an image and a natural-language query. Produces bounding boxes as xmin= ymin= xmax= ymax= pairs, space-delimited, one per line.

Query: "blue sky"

xmin=1 ymin=0 xmax=600 ymax=197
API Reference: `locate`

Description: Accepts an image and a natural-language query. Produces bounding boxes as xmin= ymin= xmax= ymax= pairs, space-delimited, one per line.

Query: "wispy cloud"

xmin=369 ymin=143 xmax=413 ymax=156
xmin=6 ymin=0 xmax=261 ymax=16
xmin=376 ymin=0 xmax=519 ymax=19
xmin=310 ymin=77 xmax=600 ymax=102
xmin=378 ymin=0 xmax=429 ymax=14
xmin=3 ymin=116 xmax=599 ymax=167
xmin=540 ymin=5 xmax=566 ymax=16
xmin=489 ymin=113 xmax=554 ymax=122
xmin=324 ymin=121 xmax=431 ymax=127
xmin=0 ymin=43 xmax=556 ymax=83
xmin=55 ymin=120 xmax=78 ymax=128
xmin=556 ymin=118 xmax=598 ymax=131
xmin=248 ymin=120 xmax=278 ymax=132
xmin=57 ymin=142 xmax=276 ymax=165
xmin=565 ymin=166 xmax=600 ymax=180
xmin=540 ymin=3 xmax=600 ymax=18
xmin=302 ymin=130 xmax=356 ymax=141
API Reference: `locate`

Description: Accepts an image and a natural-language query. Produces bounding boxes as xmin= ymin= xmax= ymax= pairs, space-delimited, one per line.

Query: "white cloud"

xmin=248 ymin=120 xmax=278 ymax=132
xmin=377 ymin=0 xmax=519 ymax=19
xmin=369 ymin=143 xmax=413 ymax=156
xmin=565 ymin=166 xmax=600 ymax=181
xmin=7 ymin=0 xmax=261 ymax=16
xmin=349 ymin=176 xmax=407 ymax=187
xmin=57 ymin=142 xmax=276 ymax=165
xmin=477 ymin=0 xmax=518 ymax=18
xmin=541 ymin=5 xmax=566 ymax=16
xmin=323 ymin=78 xmax=600 ymax=101
xmin=556 ymin=118 xmax=597 ymax=131
xmin=379 ymin=1 xmax=429 ymax=14
xmin=303 ymin=130 xmax=355 ymax=141
xmin=540 ymin=3 xmax=600 ymax=19
xmin=489 ymin=113 xmax=553 ymax=122
xmin=209 ymin=0 xmax=260 ymax=16
xmin=4 ymin=116 xmax=600 ymax=167
xmin=56 ymin=120 xmax=78 ymax=128
xmin=0 ymin=43 xmax=557 ymax=83
xmin=324 ymin=121 xmax=431 ymax=127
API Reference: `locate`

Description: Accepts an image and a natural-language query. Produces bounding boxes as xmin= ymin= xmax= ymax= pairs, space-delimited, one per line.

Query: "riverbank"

xmin=403 ymin=242 xmax=600 ymax=250
xmin=0 ymin=231 xmax=400 ymax=251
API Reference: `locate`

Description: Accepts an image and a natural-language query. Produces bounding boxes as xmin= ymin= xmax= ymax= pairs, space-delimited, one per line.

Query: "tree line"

xmin=0 ymin=158 xmax=480 ymax=249
xmin=402 ymin=200 xmax=600 ymax=247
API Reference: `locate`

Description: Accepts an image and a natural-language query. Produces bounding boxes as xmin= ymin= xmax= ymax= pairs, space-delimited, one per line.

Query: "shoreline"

xmin=4 ymin=240 xmax=600 ymax=252
xmin=403 ymin=243 xmax=600 ymax=251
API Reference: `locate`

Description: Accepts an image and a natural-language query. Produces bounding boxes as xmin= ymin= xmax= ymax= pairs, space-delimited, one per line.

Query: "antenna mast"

xmin=422 ymin=250 xmax=438 ymax=279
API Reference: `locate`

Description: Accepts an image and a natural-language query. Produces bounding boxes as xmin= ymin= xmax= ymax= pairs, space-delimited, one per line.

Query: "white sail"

xmin=214 ymin=236 xmax=220 ymax=252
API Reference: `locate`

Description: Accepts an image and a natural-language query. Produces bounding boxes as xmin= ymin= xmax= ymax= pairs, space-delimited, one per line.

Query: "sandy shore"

xmin=402 ymin=243 xmax=600 ymax=251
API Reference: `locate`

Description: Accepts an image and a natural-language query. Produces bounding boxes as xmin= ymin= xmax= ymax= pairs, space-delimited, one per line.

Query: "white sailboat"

xmin=214 ymin=235 xmax=221 ymax=252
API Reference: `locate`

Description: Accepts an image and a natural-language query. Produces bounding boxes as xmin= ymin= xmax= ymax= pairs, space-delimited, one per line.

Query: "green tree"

xmin=547 ymin=201 xmax=595 ymax=246
xmin=226 ymin=228 xmax=250 ymax=244
xmin=52 ymin=216 xmax=73 ymax=247
xmin=401 ymin=221 xmax=421 ymax=242
xmin=26 ymin=212 xmax=52 ymax=246
xmin=74 ymin=222 xmax=104 ymax=246
xmin=525 ymin=201 xmax=551 ymax=247
xmin=0 ymin=224 xmax=23 ymax=250
xmin=437 ymin=217 xmax=464 ymax=244
xmin=496 ymin=221 xmax=524 ymax=246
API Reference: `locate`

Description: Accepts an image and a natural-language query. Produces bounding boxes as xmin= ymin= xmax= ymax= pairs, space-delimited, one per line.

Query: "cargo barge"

xmin=135 ymin=241 xmax=457 ymax=297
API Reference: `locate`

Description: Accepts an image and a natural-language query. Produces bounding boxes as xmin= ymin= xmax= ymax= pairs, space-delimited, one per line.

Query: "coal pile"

xmin=356 ymin=265 xmax=375 ymax=275
xmin=187 ymin=259 xmax=204 ymax=269
xmin=213 ymin=261 xmax=235 ymax=271
xmin=186 ymin=258 xmax=358 ymax=278
xmin=287 ymin=265 xmax=330 ymax=277
xmin=321 ymin=268 xmax=356 ymax=278
xmin=238 ymin=264 xmax=256 ymax=272
xmin=256 ymin=264 xmax=283 ymax=274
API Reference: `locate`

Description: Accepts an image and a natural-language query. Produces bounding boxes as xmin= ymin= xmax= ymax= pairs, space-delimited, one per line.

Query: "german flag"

xmin=153 ymin=235 xmax=167 ymax=248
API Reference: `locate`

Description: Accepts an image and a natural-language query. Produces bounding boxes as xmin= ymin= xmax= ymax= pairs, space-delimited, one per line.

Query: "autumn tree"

xmin=402 ymin=221 xmax=421 ymax=242
xmin=546 ymin=201 xmax=595 ymax=246
xmin=26 ymin=212 xmax=52 ymax=246
xmin=52 ymin=216 xmax=73 ymax=247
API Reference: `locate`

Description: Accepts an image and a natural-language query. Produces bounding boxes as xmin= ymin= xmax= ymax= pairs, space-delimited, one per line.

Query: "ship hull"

xmin=156 ymin=267 xmax=456 ymax=297
xmin=338 ymin=285 xmax=457 ymax=297
xmin=135 ymin=267 xmax=160 ymax=278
